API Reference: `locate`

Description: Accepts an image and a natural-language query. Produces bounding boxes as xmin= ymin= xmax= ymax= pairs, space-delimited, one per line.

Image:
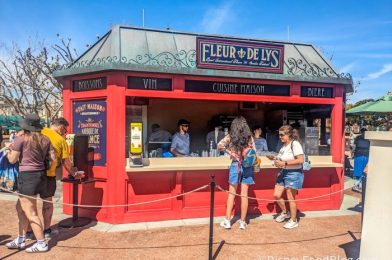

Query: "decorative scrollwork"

xmin=57 ymin=50 xmax=197 ymax=71
xmin=287 ymin=58 xmax=352 ymax=80
xmin=126 ymin=50 xmax=197 ymax=68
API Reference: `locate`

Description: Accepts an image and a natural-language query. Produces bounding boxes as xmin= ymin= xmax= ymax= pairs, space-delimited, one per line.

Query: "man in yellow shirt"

xmin=26 ymin=118 xmax=76 ymax=240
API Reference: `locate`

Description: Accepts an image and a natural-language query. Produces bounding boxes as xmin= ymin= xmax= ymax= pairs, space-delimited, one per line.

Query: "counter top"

xmin=126 ymin=156 xmax=342 ymax=172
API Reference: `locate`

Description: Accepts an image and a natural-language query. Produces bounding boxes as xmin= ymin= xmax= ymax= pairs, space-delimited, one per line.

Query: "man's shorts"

xmin=228 ymin=161 xmax=255 ymax=185
xmin=41 ymin=176 xmax=57 ymax=198
xmin=276 ymin=169 xmax=304 ymax=190
xmin=18 ymin=171 xmax=47 ymax=196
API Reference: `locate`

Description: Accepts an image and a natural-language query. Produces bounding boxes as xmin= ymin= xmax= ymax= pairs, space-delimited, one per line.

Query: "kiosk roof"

xmin=54 ymin=25 xmax=353 ymax=92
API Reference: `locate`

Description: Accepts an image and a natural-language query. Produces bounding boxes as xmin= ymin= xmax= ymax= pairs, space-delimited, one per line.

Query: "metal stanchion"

xmin=59 ymin=177 xmax=95 ymax=228
xmin=208 ymin=174 xmax=215 ymax=260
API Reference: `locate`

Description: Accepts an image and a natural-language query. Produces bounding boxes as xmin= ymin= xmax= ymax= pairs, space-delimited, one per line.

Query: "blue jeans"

xmin=276 ymin=169 xmax=304 ymax=190
xmin=228 ymin=161 xmax=255 ymax=185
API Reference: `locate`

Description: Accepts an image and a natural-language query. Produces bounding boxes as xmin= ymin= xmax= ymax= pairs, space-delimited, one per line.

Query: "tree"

xmin=353 ymin=98 xmax=375 ymax=108
xmin=0 ymin=35 xmax=77 ymax=121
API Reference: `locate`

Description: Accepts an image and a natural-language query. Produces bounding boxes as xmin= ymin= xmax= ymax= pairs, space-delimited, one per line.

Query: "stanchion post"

xmin=72 ymin=181 xmax=79 ymax=223
xmin=209 ymin=174 xmax=215 ymax=260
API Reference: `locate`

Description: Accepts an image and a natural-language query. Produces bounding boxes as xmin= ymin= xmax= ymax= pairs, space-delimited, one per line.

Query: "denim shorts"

xmin=276 ymin=169 xmax=304 ymax=190
xmin=228 ymin=161 xmax=255 ymax=185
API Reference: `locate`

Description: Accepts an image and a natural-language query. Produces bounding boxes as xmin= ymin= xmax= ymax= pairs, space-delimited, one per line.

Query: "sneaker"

xmin=239 ymin=220 xmax=247 ymax=230
xmin=352 ymin=185 xmax=361 ymax=193
xmin=220 ymin=218 xmax=231 ymax=229
xmin=25 ymin=242 xmax=48 ymax=253
xmin=25 ymin=231 xmax=36 ymax=241
xmin=5 ymin=238 xmax=25 ymax=249
xmin=275 ymin=212 xmax=291 ymax=223
xmin=283 ymin=219 xmax=299 ymax=229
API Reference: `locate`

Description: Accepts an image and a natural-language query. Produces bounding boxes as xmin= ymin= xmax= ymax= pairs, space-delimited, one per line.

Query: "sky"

xmin=1 ymin=0 xmax=391 ymax=103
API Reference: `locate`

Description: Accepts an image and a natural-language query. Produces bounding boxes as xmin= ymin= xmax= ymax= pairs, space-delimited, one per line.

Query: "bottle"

xmin=209 ymin=140 xmax=215 ymax=157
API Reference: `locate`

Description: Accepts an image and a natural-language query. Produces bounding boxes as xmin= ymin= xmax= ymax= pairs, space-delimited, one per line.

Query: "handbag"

xmin=291 ymin=141 xmax=311 ymax=171
xmin=302 ymin=154 xmax=312 ymax=171
xmin=241 ymin=146 xmax=261 ymax=173
xmin=0 ymin=148 xmax=19 ymax=191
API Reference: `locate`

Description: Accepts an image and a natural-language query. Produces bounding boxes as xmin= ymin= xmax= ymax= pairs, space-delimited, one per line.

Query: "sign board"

xmin=72 ymin=77 xmax=107 ymax=92
xmin=128 ymin=77 xmax=172 ymax=91
xmin=65 ymin=134 xmax=75 ymax=166
xmin=185 ymin=80 xmax=290 ymax=96
xmin=72 ymin=100 xmax=107 ymax=166
xmin=301 ymin=86 xmax=333 ymax=98
xmin=197 ymin=37 xmax=284 ymax=73
xmin=130 ymin=122 xmax=143 ymax=154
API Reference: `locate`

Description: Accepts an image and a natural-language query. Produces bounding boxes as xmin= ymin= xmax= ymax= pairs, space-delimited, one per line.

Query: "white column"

xmin=360 ymin=131 xmax=392 ymax=259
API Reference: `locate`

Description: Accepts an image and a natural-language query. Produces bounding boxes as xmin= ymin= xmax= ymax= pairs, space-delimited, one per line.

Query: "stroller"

xmin=0 ymin=147 xmax=19 ymax=191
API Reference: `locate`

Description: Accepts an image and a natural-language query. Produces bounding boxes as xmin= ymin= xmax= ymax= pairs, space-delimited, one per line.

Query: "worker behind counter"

xmin=206 ymin=120 xmax=225 ymax=149
xmin=148 ymin=123 xmax=172 ymax=157
xmin=149 ymin=124 xmax=172 ymax=142
xmin=252 ymin=125 xmax=268 ymax=154
xmin=170 ymin=119 xmax=191 ymax=157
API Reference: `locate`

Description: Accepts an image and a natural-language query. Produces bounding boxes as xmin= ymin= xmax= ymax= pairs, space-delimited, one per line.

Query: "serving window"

xmin=125 ymin=97 xmax=332 ymax=158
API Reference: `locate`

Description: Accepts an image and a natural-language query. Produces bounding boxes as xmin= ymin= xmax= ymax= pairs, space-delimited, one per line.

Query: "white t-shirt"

xmin=276 ymin=140 xmax=304 ymax=170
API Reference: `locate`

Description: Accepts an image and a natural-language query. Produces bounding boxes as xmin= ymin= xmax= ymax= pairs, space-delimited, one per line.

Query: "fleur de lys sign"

xmin=197 ymin=37 xmax=284 ymax=73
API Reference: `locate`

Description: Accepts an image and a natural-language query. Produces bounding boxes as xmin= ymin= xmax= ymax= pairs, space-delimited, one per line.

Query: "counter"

xmin=126 ymin=156 xmax=342 ymax=172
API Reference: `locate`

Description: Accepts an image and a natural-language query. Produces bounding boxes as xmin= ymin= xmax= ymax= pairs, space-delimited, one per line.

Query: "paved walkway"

xmin=0 ymin=177 xmax=362 ymax=259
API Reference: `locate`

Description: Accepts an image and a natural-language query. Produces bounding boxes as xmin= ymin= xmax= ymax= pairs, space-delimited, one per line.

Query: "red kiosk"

xmin=54 ymin=26 xmax=353 ymax=224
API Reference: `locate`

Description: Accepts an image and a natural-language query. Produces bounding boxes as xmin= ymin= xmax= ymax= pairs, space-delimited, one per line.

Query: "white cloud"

xmin=340 ymin=62 xmax=356 ymax=73
xmin=201 ymin=2 xmax=234 ymax=33
xmin=363 ymin=64 xmax=392 ymax=80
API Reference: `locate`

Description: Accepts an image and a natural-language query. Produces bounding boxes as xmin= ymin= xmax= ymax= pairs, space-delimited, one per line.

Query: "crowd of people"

xmin=345 ymin=124 xmax=392 ymax=210
xmin=1 ymin=114 xmax=76 ymax=253
xmin=1 ymin=114 xmax=307 ymax=254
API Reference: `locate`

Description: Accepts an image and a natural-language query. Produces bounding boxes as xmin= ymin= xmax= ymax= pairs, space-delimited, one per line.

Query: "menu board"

xmin=304 ymin=127 xmax=320 ymax=155
xmin=72 ymin=100 xmax=107 ymax=166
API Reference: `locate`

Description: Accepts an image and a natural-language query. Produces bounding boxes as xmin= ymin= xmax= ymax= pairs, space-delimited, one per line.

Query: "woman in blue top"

xmin=217 ymin=116 xmax=255 ymax=230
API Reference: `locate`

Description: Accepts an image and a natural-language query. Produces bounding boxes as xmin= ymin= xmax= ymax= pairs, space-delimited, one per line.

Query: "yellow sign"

xmin=65 ymin=134 xmax=75 ymax=166
xmin=130 ymin=122 xmax=143 ymax=154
